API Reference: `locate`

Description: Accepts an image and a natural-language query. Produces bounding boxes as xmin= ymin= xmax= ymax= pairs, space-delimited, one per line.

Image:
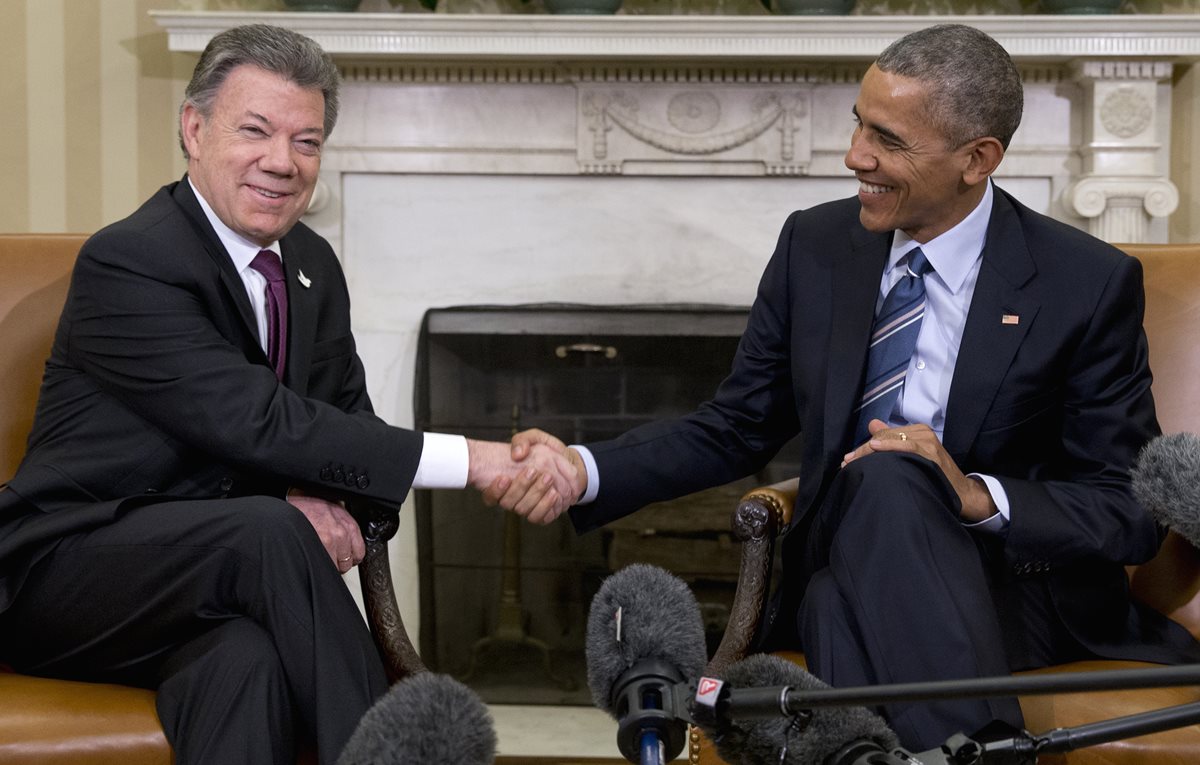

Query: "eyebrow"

xmin=851 ymin=105 xmax=907 ymax=148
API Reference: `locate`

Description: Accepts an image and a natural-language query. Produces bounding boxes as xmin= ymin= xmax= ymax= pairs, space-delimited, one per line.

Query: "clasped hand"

xmin=472 ymin=430 xmax=586 ymax=525
xmin=842 ymin=418 xmax=997 ymax=523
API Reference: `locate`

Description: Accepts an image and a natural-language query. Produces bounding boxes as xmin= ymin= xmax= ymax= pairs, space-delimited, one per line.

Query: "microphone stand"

xmin=694 ymin=664 xmax=1200 ymax=765
xmin=765 ymin=663 xmax=1200 ymax=712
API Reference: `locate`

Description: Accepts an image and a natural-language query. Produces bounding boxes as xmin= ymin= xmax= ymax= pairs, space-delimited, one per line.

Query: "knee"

xmin=829 ymin=452 xmax=959 ymax=532
xmin=222 ymin=496 xmax=321 ymax=550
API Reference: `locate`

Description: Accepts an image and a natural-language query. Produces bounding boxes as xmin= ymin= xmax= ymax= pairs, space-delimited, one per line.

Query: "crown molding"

xmin=151 ymin=11 xmax=1200 ymax=63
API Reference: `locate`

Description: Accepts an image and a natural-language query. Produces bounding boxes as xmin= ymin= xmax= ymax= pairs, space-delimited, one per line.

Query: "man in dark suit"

xmin=494 ymin=24 xmax=1200 ymax=749
xmin=0 ymin=24 xmax=576 ymax=765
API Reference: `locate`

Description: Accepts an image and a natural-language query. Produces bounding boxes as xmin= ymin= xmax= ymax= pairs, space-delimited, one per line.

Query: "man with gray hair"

xmin=0 ymin=24 xmax=575 ymax=764
xmin=498 ymin=23 xmax=1200 ymax=749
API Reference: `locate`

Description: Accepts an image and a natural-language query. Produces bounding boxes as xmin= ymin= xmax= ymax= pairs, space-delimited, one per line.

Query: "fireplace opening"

xmin=414 ymin=304 xmax=800 ymax=705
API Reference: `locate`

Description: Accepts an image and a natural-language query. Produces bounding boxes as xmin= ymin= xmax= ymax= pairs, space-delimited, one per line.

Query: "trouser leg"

xmin=796 ymin=452 xmax=1022 ymax=751
xmin=155 ymin=618 xmax=295 ymax=765
xmin=0 ymin=497 xmax=387 ymax=765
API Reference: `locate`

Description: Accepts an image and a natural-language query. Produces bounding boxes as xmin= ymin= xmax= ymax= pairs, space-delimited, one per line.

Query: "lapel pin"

xmin=297 ymin=269 xmax=312 ymax=289
xmin=1002 ymin=314 xmax=1020 ymax=325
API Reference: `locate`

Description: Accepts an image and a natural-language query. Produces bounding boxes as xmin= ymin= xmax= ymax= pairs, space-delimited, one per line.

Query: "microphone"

xmin=336 ymin=672 xmax=497 ymax=765
xmin=698 ymin=653 xmax=901 ymax=765
xmin=1132 ymin=432 xmax=1200 ymax=546
xmin=585 ymin=563 xmax=708 ymax=764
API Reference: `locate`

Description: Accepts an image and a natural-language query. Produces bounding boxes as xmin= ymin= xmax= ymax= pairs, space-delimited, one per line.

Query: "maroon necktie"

xmin=249 ymin=250 xmax=288 ymax=379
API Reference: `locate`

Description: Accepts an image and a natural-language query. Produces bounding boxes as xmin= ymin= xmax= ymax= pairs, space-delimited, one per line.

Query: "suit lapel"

xmin=824 ymin=226 xmax=891 ymax=453
xmin=171 ymin=179 xmax=262 ymax=347
xmin=279 ymin=237 xmax=316 ymax=394
xmin=943 ymin=189 xmax=1040 ymax=461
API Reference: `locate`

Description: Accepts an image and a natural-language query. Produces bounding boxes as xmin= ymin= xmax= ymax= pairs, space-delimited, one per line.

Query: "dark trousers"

xmin=0 ymin=497 xmax=388 ymax=765
xmin=795 ymin=452 xmax=1077 ymax=751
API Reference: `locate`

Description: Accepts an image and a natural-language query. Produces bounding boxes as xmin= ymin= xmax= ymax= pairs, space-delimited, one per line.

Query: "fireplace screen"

xmin=414 ymin=305 xmax=799 ymax=705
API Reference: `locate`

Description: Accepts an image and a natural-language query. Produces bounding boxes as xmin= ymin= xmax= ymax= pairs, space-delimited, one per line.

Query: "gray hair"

xmin=875 ymin=24 xmax=1023 ymax=150
xmin=179 ymin=24 xmax=340 ymax=159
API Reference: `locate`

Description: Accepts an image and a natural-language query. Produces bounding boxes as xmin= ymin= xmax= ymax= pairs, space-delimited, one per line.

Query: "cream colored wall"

xmin=1171 ymin=63 xmax=1200 ymax=242
xmin=3 ymin=1 xmax=1200 ymax=239
xmin=0 ymin=0 xmax=192 ymax=235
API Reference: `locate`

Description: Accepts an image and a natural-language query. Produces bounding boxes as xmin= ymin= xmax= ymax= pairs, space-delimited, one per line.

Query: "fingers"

xmin=497 ymin=467 xmax=553 ymax=514
xmin=841 ymin=420 xmax=928 ymax=467
xmin=510 ymin=428 xmax=568 ymax=461
xmin=287 ymin=489 xmax=365 ymax=573
xmin=480 ymin=474 xmax=511 ymax=507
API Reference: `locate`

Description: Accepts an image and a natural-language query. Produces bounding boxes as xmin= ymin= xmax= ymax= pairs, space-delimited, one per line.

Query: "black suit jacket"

xmin=570 ymin=187 xmax=1198 ymax=663
xmin=0 ymin=179 xmax=423 ymax=612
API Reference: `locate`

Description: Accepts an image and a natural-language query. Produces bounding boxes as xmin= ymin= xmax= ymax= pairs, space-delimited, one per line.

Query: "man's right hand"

xmin=467 ymin=438 xmax=581 ymax=524
xmin=478 ymin=429 xmax=587 ymax=523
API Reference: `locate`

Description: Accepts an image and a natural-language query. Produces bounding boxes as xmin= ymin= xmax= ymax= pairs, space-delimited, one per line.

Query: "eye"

xmin=295 ymin=139 xmax=322 ymax=155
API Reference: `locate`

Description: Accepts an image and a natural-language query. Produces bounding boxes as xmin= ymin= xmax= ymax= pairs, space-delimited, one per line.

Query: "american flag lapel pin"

xmin=1002 ymin=313 xmax=1020 ymax=325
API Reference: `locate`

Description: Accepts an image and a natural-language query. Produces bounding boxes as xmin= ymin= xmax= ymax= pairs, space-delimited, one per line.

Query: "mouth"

xmin=249 ymin=185 xmax=291 ymax=201
xmin=858 ymin=180 xmax=893 ymax=195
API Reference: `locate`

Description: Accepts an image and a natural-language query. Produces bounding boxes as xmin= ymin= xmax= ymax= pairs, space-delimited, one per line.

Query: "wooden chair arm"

xmin=352 ymin=502 xmax=427 ymax=683
xmin=707 ymin=477 xmax=798 ymax=676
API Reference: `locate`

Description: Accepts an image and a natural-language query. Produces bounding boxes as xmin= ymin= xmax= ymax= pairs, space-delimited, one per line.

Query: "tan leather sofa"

xmin=0 ymin=234 xmax=425 ymax=764
xmin=694 ymin=243 xmax=1200 ymax=764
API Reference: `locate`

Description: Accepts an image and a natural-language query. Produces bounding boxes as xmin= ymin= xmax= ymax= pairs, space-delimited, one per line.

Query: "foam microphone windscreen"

xmin=1132 ymin=432 xmax=1200 ymax=547
xmin=712 ymin=654 xmax=899 ymax=765
xmin=585 ymin=563 xmax=708 ymax=715
xmin=336 ymin=672 xmax=496 ymax=765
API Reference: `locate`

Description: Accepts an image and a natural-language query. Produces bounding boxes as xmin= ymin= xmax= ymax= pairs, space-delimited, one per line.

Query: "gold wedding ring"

xmin=339 ymin=556 xmax=352 ymax=563
xmin=898 ymin=432 xmax=908 ymax=441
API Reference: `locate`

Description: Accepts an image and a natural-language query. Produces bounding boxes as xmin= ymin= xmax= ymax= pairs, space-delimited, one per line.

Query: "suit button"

xmin=333 ymin=468 xmax=345 ymax=483
xmin=320 ymin=466 xmax=333 ymax=481
xmin=357 ymin=475 xmax=370 ymax=490
xmin=219 ymin=477 xmax=234 ymax=492
xmin=344 ymin=470 xmax=357 ymax=487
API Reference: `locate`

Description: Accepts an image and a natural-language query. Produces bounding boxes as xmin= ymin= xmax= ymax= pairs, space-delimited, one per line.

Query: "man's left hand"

xmin=842 ymin=419 xmax=998 ymax=523
xmin=287 ymin=488 xmax=365 ymax=574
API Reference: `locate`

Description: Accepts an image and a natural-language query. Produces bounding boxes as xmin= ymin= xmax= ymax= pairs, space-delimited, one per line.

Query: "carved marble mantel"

xmin=154 ymin=12 xmax=1200 ymax=248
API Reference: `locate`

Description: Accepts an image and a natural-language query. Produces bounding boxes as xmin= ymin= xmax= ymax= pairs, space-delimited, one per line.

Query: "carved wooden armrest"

xmin=352 ymin=502 xmax=427 ymax=683
xmin=706 ymin=477 xmax=798 ymax=676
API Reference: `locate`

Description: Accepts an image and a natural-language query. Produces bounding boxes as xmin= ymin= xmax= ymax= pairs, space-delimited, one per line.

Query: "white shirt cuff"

xmin=572 ymin=445 xmax=600 ymax=505
xmin=964 ymin=472 xmax=1010 ymax=534
xmin=412 ymin=433 xmax=469 ymax=489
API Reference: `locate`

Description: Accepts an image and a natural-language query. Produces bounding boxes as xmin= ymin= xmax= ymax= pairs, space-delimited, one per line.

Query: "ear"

xmin=180 ymin=102 xmax=205 ymax=160
xmin=960 ymin=136 xmax=1005 ymax=185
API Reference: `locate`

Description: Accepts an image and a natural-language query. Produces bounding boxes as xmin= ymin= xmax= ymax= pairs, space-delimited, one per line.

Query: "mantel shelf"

xmin=152 ymin=10 xmax=1200 ymax=62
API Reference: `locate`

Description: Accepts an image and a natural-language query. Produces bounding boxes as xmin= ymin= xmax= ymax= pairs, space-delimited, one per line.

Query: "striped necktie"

xmin=249 ymin=249 xmax=288 ymax=380
xmin=854 ymin=247 xmax=933 ymax=445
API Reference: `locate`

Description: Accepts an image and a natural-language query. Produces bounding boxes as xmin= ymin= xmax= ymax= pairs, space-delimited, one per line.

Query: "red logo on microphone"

xmin=695 ymin=676 xmax=724 ymax=709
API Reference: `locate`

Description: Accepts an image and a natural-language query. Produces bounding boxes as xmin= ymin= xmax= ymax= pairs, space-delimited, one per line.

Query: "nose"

xmin=260 ymin=133 xmax=296 ymax=176
xmin=844 ymin=127 xmax=875 ymax=173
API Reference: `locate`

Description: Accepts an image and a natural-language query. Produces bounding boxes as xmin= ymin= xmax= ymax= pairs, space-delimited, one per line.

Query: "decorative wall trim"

xmin=152 ymin=12 xmax=1200 ymax=63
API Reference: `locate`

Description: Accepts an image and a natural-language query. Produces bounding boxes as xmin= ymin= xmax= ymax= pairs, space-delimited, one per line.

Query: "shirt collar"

xmin=888 ymin=179 xmax=993 ymax=294
xmin=188 ymin=177 xmax=282 ymax=275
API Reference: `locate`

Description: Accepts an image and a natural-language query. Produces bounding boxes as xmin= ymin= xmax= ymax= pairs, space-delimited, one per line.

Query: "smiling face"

xmin=844 ymin=65 xmax=993 ymax=244
xmin=181 ymin=64 xmax=325 ymax=247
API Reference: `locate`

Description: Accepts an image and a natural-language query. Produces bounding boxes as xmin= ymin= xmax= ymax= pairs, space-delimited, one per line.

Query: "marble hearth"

xmin=155 ymin=11 xmax=1200 ymax=758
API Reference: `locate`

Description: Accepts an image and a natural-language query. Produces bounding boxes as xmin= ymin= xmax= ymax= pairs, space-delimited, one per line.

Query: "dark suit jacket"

xmin=570 ymin=186 xmax=1198 ymax=663
xmin=0 ymin=178 xmax=423 ymax=612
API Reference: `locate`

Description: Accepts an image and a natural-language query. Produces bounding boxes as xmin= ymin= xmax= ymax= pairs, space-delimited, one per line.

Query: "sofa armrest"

xmin=707 ymin=478 xmax=798 ymax=676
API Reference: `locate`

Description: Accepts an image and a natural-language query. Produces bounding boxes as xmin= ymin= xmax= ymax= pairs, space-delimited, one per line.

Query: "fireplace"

xmin=414 ymin=304 xmax=800 ymax=704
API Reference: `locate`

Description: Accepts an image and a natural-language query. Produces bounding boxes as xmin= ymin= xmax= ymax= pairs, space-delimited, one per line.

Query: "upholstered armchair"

xmin=0 ymin=234 xmax=424 ymax=764
xmin=693 ymin=243 xmax=1200 ymax=765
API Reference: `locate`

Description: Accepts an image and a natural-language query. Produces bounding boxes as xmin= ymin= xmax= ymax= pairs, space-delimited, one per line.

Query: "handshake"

xmin=466 ymin=429 xmax=587 ymax=525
